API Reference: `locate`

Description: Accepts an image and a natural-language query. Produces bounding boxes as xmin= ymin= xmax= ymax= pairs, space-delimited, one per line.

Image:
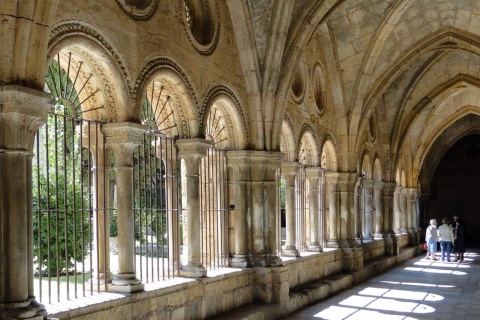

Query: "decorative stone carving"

xmin=115 ymin=0 xmax=159 ymax=21
xmin=0 ymin=86 xmax=52 ymax=153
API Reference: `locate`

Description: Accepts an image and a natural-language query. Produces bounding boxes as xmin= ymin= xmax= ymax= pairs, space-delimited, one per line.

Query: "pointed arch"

xmin=321 ymin=136 xmax=338 ymax=172
xmin=281 ymin=115 xmax=296 ymax=162
xmin=298 ymin=125 xmax=320 ymax=167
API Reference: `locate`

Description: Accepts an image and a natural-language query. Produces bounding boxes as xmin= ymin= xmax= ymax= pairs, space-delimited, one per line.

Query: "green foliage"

xmin=33 ymin=61 xmax=91 ymax=276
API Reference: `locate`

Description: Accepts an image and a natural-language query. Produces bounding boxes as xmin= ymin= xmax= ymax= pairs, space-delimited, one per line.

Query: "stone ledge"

xmin=209 ymin=246 xmax=419 ymax=320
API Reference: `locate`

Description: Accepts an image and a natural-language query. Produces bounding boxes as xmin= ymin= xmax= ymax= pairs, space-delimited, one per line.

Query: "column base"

xmin=266 ymin=254 xmax=283 ymax=267
xmin=109 ymin=283 xmax=145 ymax=293
xmin=326 ymin=240 xmax=340 ymax=248
xmin=307 ymin=243 xmax=323 ymax=252
xmin=230 ymin=255 xmax=253 ymax=268
xmin=180 ymin=263 xmax=207 ymax=278
xmin=400 ymin=227 xmax=408 ymax=234
xmin=363 ymin=233 xmax=373 ymax=241
xmin=281 ymin=247 xmax=300 ymax=257
xmin=373 ymin=233 xmax=383 ymax=239
xmin=394 ymin=228 xmax=402 ymax=235
xmin=110 ymin=273 xmax=143 ymax=292
xmin=0 ymin=298 xmax=47 ymax=320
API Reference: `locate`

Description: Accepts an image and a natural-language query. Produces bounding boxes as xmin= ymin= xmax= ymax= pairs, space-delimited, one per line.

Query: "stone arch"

xmin=48 ymin=21 xmax=133 ymax=122
xmin=321 ymin=137 xmax=338 ymax=172
xmin=373 ymin=156 xmax=382 ymax=182
xmin=357 ymin=28 xmax=480 ymax=148
xmin=298 ymin=125 xmax=320 ymax=167
xmin=418 ymin=114 xmax=480 ymax=194
xmin=135 ymin=57 xmax=199 ymax=139
xmin=281 ymin=115 xmax=296 ymax=162
xmin=360 ymin=152 xmax=373 ymax=179
xmin=201 ymin=84 xmax=248 ymax=150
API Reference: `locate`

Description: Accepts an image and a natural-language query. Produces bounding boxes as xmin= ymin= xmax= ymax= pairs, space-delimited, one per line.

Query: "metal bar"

xmin=63 ymin=107 xmax=69 ymax=300
xmin=71 ymin=117 xmax=78 ymax=299
xmin=56 ymin=53 xmax=63 ymax=100
xmin=35 ymin=129 xmax=43 ymax=301
xmin=67 ymin=62 xmax=82 ymax=100
xmin=54 ymin=114 xmax=60 ymax=302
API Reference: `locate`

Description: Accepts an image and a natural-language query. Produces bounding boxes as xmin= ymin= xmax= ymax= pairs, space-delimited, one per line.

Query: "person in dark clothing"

xmin=453 ymin=217 xmax=467 ymax=262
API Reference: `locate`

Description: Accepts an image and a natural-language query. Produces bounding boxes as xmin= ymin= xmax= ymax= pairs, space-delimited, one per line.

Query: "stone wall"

xmin=47 ymin=242 xmax=417 ymax=320
xmin=361 ymin=239 xmax=386 ymax=262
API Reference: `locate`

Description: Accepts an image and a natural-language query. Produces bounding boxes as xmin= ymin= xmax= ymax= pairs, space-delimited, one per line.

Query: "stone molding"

xmin=226 ymin=150 xmax=283 ymax=182
xmin=0 ymin=86 xmax=53 ymax=153
xmin=305 ymin=167 xmax=324 ymax=180
xmin=103 ymin=122 xmax=147 ymax=167
xmin=115 ymin=0 xmax=159 ymax=21
xmin=280 ymin=161 xmax=303 ymax=176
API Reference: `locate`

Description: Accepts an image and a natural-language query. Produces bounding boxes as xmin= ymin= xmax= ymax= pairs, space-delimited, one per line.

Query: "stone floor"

xmin=284 ymin=250 xmax=480 ymax=320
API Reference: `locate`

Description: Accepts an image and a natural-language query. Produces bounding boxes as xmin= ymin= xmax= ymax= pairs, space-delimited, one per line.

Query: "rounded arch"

xmin=48 ymin=21 xmax=133 ymax=122
xmin=298 ymin=125 xmax=320 ymax=167
xmin=360 ymin=151 xmax=373 ymax=179
xmin=281 ymin=115 xmax=296 ymax=162
xmin=321 ymin=136 xmax=338 ymax=172
xmin=136 ymin=57 xmax=200 ymax=138
xmin=201 ymin=84 xmax=248 ymax=150
xmin=373 ymin=156 xmax=382 ymax=182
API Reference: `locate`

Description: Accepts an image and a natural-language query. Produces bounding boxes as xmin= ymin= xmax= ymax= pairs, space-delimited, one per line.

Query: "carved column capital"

xmin=177 ymin=138 xmax=212 ymax=173
xmin=226 ymin=150 xmax=283 ymax=182
xmin=325 ymin=171 xmax=339 ymax=188
xmin=103 ymin=122 xmax=147 ymax=167
xmin=373 ymin=180 xmax=385 ymax=192
xmin=305 ymin=167 xmax=324 ymax=181
xmin=336 ymin=172 xmax=357 ymax=192
xmin=0 ymin=85 xmax=52 ymax=153
xmin=362 ymin=178 xmax=374 ymax=190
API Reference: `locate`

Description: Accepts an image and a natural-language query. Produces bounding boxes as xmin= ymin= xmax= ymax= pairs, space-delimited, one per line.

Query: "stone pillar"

xmin=176 ymin=139 xmax=212 ymax=277
xmin=337 ymin=173 xmax=357 ymax=247
xmin=337 ymin=173 xmax=362 ymax=271
xmin=103 ymin=122 xmax=145 ymax=292
xmin=354 ymin=178 xmax=362 ymax=243
xmin=373 ymin=181 xmax=384 ymax=239
xmin=393 ymin=186 xmax=402 ymax=235
xmin=281 ymin=162 xmax=301 ymax=257
xmin=407 ymin=188 xmax=419 ymax=245
xmin=156 ymin=138 xmax=180 ymax=272
xmin=226 ymin=151 xmax=283 ymax=267
xmin=400 ymin=188 xmax=408 ymax=234
xmin=382 ymin=182 xmax=396 ymax=236
xmin=85 ymin=129 xmax=112 ymax=286
xmin=362 ymin=179 xmax=374 ymax=240
xmin=325 ymin=172 xmax=339 ymax=248
xmin=305 ymin=167 xmax=323 ymax=252
xmin=0 ymin=86 xmax=51 ymax=320
xmin=226 ymin=152 xmax=252 ymax=268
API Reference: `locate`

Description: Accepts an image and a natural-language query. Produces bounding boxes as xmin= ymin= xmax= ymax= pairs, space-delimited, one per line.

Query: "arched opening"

xmin=424 ymin=134 xmax=480 ymax=247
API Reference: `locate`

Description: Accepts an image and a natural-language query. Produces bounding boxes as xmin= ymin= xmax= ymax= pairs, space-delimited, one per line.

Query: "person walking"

xmin=438 ymin=218 xmax=455 ymax=262
xmin=425 ymin=219 xmax=439 ymax=260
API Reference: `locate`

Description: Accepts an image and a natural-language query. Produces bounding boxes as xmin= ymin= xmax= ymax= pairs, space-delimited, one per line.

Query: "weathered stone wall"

xmin=361 ymin=239 xmax=386 ymax=262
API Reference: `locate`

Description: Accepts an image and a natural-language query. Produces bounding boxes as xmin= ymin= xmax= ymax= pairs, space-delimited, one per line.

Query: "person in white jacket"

xmin=438 ymin=218 xmax=455 ymax=262
xmin=425 ymin=219 xmax=438 ymax=260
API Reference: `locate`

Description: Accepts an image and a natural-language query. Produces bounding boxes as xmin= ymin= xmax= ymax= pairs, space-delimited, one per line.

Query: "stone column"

xmin=281 ymin=162 xmax=301 ymax=257
xmin=176 ymin=139 xmax=212 ymax=277
xmin=354 ymin=178 xmax=362 ymax=243
xmin=400 ymin=188 xmax=408 ymax=234
xmin=382 ymin=182 xmax=396 ymax=236
xmin=226 ymin=152 xmax=252 ymax=268
xmin=156 ymin=138 xmax=180 ymax=272
xmin=103 ymin=122 xmax=146 ymax=292
xmin=407 ymin=188 xmax=419 ymax=245
xmin=393 ymin=186 xmax=402 ymax=235
xmin=337 ymin=173 xmax=358 ymax=247
xmin=0 ymin=86 xmax=51 ymax=320
xmin=325 ymin=172 xmax=339 ymax=248
xmin=305 ymin=167 xmax=323 ymax=252
xmin=362 ymin=179 xmax=374 ymax=240
xmin=373 ymin=181 xmax=384 ymax=239
xmin=85 ymin=129 xmax=112 ymax=286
